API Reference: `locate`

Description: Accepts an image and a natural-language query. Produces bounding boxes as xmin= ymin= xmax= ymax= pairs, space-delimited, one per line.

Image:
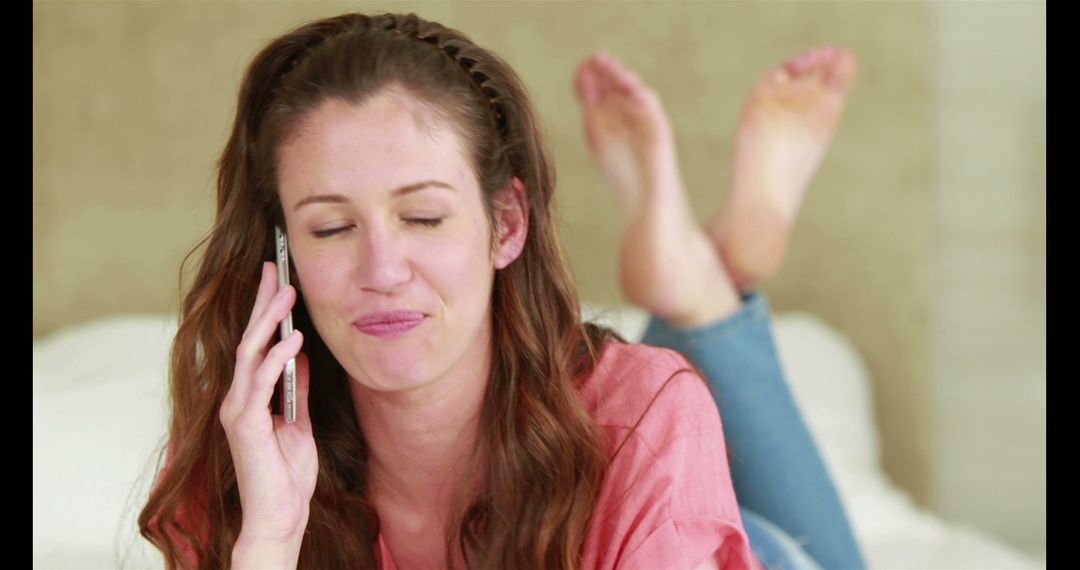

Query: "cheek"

xmin=294 ymin=253 xmax=348 ymax=311
xmin=419 ymin=237 xmax=489 ymax=291
xmin=419 ymin=225 xmax=494 ymax=306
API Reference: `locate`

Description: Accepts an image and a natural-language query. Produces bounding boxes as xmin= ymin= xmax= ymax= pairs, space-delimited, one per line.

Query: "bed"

xmin=32 ymin=306 xmax=1041 ymax=569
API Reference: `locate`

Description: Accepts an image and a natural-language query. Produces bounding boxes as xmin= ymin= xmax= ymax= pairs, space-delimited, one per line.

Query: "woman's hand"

xmin=219 ymin=261 xmax=317 ymax=550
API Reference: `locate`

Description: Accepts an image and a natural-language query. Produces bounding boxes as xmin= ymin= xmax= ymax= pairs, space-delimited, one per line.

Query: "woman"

xmin=139 ymin=11 xmax=862 ymax=569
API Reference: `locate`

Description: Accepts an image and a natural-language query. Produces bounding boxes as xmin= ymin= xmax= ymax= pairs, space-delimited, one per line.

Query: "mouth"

xmin=353 ymin=311 xmax=427 ymax=339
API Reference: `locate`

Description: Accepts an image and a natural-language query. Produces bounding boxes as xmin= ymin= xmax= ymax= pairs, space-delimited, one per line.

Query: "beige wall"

xmin=34 ymin=0 xmax=1042 ymax=559
xmin=929 ymin=1 xmax=1046 ymax=559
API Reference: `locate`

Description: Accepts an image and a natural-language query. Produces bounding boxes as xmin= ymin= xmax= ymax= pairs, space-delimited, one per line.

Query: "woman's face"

xmin=276 ymin=91 xmax=509 ymax=393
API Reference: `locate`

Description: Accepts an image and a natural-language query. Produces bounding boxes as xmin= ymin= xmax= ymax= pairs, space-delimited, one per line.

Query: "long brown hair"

xmin=138 ymin=12 xmax=626 ymax=569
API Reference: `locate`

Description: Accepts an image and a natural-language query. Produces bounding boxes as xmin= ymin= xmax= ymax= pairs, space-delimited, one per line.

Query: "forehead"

xmin=277 ymin=92 xmax=477 ymax=202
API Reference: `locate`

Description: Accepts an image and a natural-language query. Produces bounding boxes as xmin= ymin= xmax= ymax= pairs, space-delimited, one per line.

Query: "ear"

xmin=491 ymin=176 xmax=530 ymax=270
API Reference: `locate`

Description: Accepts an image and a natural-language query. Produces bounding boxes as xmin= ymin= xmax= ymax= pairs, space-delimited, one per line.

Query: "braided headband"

xmin=285 ymin=16 xmax=509 ymax=140
xmin=391 ymin=25 xmax=508 ymax=139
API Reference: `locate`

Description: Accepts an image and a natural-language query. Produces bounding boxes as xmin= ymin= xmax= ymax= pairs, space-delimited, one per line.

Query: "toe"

xmin=597 ymin=53 xmax=660 ymax=109
xmin=785 ymin=47 xmax=817 ymax=75
xmin=575 ymin=58 xmax=602 ymax=105
xmin=592 ymin=54 xmax=619 ymax=100
xmin=808 ymin=46 xmax=830 ymax=66
xmin=770 ymin=66 xmax=792 ymax=85
xmin=826 ymin=48 xmax=858 ymax=92
xmin=607 ymin=56 xmax=644 ymax=94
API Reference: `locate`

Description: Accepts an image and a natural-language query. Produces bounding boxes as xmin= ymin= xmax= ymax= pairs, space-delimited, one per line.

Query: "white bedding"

xmin=33 ymin=308 xmax=1041 ymax=569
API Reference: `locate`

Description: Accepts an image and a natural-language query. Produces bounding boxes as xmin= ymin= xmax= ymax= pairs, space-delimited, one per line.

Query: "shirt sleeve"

xmin=588 ymin=350 xmax=762 ymax=570
xmin=619 ymin=517 xmax=759 ymax=570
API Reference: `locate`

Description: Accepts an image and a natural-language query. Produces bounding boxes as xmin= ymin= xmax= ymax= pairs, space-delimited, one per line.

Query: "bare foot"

xmin=575 ymin=52 xmax=741 ymax=327
xmin=707 ymin=45 xmax=858 ymax=290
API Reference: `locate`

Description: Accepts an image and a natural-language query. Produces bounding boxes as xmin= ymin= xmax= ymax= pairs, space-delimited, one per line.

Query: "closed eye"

xmin=311 ymin=219 xmax=443 ymax=239
xmin=313 ymin=226 xmax=352 ymax=239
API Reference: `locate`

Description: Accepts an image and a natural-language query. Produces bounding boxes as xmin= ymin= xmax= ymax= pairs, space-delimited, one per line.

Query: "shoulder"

xmin=576 ymin=340 xmax=727 ymax=493
xmin=577 ymin=340 xmax=719 ymax=438
xmin=576 ymin=342 xmax=758 ymax=569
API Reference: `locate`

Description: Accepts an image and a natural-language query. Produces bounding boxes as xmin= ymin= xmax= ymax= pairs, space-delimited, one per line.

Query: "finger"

xmin=248 ymin=260 xmax=280 ymax=323
xmin=246 ymin=283 xmax=296 ymax=358
xmin=230 ymin=285 xmax=296 ymax=414
xmin=245 ymin=329 xmax=304 ymax=418
xmin=247 ymin=262 xmax=280 ymax=332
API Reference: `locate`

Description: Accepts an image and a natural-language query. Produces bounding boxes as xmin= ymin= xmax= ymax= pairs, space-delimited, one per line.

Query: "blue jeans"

xmin=639 ymin=291 xmax=866 ymax=570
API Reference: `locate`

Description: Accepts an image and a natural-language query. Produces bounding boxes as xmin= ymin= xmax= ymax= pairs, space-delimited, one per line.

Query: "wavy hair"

xmin=137 ymin=12 xmax=626 ymax=569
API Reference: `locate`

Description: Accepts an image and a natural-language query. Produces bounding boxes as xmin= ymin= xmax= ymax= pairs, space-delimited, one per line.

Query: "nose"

xmin=356 ymin=223 xmax=413 ymax=294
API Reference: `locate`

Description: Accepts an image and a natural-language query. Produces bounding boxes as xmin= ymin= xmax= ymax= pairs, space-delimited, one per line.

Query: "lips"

xmin=353 ymin=310 xmax=426 ymax=338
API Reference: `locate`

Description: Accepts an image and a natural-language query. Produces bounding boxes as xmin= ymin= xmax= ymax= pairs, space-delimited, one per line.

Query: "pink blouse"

xmin=377 ymin=341 xmax=762 ymax=570
xmin=168 ymin=341 xmax=762 ymax=569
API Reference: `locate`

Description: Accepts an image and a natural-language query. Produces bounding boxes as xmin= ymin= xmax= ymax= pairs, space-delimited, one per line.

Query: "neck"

xmin=349 ymin=330 xmax=491 ymax=528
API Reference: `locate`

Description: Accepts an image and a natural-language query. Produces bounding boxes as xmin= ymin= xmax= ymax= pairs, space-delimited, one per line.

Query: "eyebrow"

xmin=292 ymin=180 xmax=455 ymax=211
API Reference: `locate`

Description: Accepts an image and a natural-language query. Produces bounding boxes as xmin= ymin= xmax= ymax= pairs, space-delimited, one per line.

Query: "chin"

xmin=328 ymin=322 xmax=431 ymax=389
xmin=347 ymin=348 xmax=437 ymax=392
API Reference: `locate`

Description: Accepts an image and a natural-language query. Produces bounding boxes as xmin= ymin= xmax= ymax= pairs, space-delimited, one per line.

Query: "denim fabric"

xmin=639 ymin=291 xmax=866 ymax=570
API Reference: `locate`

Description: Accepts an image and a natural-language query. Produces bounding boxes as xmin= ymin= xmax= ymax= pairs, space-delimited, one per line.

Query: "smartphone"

xmin=274 ymin=224 xmax=297 ymax=423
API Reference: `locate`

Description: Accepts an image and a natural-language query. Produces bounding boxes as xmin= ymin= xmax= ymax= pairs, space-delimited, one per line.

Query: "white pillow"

xmin=33 ymin=315 xmax=177 ymax=569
